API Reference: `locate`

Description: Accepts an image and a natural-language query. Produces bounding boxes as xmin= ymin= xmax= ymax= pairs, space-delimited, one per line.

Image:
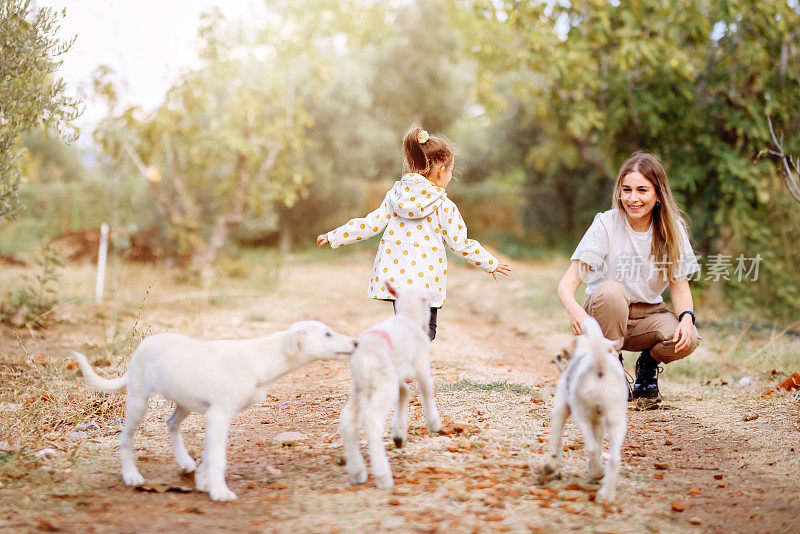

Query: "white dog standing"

xmin=539 ymin=316 xmax=628 ymax=503
xmin=340 ymin=281 xmax=441 ymax=489
xmin=73 ymin=320 xmax=357 ymax=501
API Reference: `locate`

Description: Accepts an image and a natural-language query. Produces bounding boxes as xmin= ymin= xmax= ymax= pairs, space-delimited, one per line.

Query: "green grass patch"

xmin=436 ymin=379 xmax=539 ymax=396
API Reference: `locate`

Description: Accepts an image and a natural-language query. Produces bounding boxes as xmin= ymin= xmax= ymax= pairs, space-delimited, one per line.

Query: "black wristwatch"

xmin=678 ymin=310 xmax=696 ymax=324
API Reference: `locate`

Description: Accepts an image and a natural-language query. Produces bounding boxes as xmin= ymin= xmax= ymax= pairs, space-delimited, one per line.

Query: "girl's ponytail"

xmin=402 ymin=124 xmax=454 ymax=177
xmin=403 ymin=125 xmax=430 ymax=175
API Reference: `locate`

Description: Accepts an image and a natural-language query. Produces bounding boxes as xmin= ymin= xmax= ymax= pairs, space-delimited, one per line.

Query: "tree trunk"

xmin=278 ymin=215 xmax=293 ymax=256
xmin=192 ymin=152 xmax=250 ymax=288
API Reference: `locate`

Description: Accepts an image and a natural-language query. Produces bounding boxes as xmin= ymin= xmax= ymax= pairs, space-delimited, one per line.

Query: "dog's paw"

xmin=348 ymin=468 xmax=368 ymax=485
xmin=425 ymin=417 xmax=441 ymax=434
xmin=209 ymin=486 xmax=238 ymax=502
xmin=595 ymin=487 xmax=615 ymax=503
xmin=122 ymin=471 xmax=145 ymax=487
xmin=375 ymin=474 xmax=394 ymax=489
xmin=537 ymin=463 xmax=559 ymax=484
xmin=178 ymin=458 xmax=197 ymax=474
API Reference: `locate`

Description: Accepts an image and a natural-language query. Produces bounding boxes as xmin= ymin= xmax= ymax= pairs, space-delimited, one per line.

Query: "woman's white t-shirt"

xmin=570 ymin=209 xmax=700 ymax=304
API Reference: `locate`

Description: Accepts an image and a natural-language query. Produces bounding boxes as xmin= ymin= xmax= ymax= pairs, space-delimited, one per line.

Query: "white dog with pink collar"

xmin=339 ymin=281 xmax=441 ymax=489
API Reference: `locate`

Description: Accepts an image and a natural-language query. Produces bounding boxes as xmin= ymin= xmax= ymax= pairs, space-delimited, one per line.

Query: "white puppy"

xmin=73 ymin=320 xmax=357 ymax=501
xmin=539 ymin=317 xmax=628 ymax=503
xmin=340 ymin=281 xmax=441 ymax=489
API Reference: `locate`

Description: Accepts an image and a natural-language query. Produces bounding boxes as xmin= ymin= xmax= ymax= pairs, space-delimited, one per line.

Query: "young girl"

xmin=557 ymin=151 xmax=700 ymax=399
xmin=317 ymin=125 xmax=512 ymax=340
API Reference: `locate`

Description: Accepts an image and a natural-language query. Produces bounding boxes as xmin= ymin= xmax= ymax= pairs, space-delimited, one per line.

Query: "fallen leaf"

xmin=179 ymin=506 xmax=204 ymax=514
xmin=560 ymin=491 xmax=583 ymax=502
xmin=779 ymin=373 xmax=800 ymax=391
xmin=689 ymin=517 xmax=702 ymax=525
xmin=671 ymin=501 xmax=685 ymax=512
xmin=742 ymin=414 xmax=759 ymax=422
xmin=35 ymin=517 xmax=60 ymax=532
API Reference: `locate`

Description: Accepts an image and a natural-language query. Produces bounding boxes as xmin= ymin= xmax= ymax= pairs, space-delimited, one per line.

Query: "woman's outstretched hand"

xmin=567 ymin=304 xmax=589 ymax=336
xmin=316 ymin=234 xmax=329 ymax=247
xmin=491 ymin=262 xmax=512 ymax=281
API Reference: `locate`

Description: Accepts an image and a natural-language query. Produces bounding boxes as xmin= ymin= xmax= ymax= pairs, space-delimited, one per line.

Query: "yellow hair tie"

xmin=417 ymin=130 xmax=429 ymax=144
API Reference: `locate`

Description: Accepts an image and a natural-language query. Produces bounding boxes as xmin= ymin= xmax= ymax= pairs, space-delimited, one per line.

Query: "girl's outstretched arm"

xmin=440 ymin=200 xmax=509 ymax=277
xmin=321 ymin=193 xmax=392 ymax=249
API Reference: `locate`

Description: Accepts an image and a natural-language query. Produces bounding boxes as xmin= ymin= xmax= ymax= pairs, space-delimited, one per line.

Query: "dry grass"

xmin=0 ymin=274 xmax=157 ymax=472
xmin=0 ymin=343 xmax=127 ymax=454
xmin=666 ymin=321 xmax=800 ymax=383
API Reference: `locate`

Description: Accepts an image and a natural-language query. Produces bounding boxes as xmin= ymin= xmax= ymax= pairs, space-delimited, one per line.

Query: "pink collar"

xmin=363 ymin=329 xmax=394 ymax=350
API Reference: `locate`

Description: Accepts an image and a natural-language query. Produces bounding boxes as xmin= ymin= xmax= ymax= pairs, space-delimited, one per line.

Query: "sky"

xmin=38 ymin=0 xmax=267 ymax=143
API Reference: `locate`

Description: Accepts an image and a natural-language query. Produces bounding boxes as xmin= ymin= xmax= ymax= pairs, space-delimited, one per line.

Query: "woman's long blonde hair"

xmin=612 ymin=152 xmax=688 ymax=281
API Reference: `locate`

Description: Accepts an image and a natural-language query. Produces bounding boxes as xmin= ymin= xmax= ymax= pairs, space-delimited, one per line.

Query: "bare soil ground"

xmin=1 ymin=254 xmax=799 ymax=533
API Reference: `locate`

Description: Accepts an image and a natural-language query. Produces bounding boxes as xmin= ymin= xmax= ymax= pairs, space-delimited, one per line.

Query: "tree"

xmin=0 ymin=0 xmax=80 ymax=220
xmin=93 ymin=11 xmax=316 ymax=284
xmin=93 ymin=0 xmax=487 ymax=271
xmin=477 ymin=0 xmax=800 ymax=319
xmin=281 ymin=0 xmax=487 ymax=245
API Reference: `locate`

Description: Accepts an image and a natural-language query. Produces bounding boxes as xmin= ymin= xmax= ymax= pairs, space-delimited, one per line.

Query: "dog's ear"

xmin=384 ymin=280 xmax=399 ymax=299
xmin=283 ymin=328 xmax=306 ymax=356
xmin=552 ymin=337 xmax=579 ymax=371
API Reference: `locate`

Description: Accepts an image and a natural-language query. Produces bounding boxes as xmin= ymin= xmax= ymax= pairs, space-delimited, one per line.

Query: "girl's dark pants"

xmin=391 ymin=301 xmax=439 ymax=341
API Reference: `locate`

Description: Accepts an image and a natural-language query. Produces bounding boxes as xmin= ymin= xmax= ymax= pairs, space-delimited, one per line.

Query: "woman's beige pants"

xmin=583 ymin=280 xmax=699 ymax=364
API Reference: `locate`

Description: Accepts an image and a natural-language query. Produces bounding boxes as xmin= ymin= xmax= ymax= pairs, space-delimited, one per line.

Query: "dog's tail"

xmin=72 ymin=351 xmax=127 ymax=392
xmin=581 ymin=317 xmax=613 ymax=379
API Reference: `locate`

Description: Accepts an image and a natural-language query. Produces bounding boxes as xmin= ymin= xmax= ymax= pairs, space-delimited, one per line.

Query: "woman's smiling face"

xmin=619 ymin=171 xmax=659 ymax=229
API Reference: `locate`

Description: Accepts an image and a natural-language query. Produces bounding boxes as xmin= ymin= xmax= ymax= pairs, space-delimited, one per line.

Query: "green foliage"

xmin=285 ymin=0 xmax=478 ymax=242
xmin=91 ymin=0 xmax=484 ymax=255
xmin=0 ymin=138 xmax=154 ymax=255
xmin=92 ymin=9 xmax=323 ymax=266
xmin=478 ymin=0 xmax=800 ymax=320
xmin=0 ymin=245 xmax=64 ymax=328
xmin=0 ymin=0 xmax=80 ymax=220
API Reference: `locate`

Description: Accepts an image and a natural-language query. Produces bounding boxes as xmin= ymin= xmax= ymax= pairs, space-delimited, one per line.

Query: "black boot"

xmin=633 ymin=349 xmax=661 ymax=399
xmin=619 ymin=354 xmax=633 ymax=401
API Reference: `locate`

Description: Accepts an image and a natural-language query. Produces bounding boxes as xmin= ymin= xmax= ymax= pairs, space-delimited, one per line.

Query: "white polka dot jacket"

xmin=326 ymin=173 xmax=498 ymax=307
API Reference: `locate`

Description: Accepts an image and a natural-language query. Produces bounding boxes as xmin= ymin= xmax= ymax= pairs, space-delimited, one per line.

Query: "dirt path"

xmin=1 ymin=256 xmax=798 ymax=533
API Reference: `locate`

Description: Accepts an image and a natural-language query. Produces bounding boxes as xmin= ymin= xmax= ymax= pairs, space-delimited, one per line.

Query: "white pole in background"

xmin=95 ymin=223 xmax=109 ymax=305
